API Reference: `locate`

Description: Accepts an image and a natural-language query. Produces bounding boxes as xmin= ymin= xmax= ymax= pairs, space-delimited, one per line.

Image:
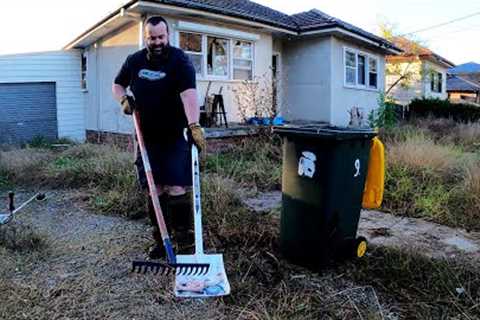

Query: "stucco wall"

xmin=282 ymin=36 xmax=332 ymax=123
xmin=85 ymin=16 xmax=273 ymax=134
xmin=422 ymin=61 xmax=448 ymax=100
xmin=84 ymin=22 xmax=140 ymax=134
xmin=330 ymin=37 xmax=385 ymax=126
xmin=386 ymin=59 xmax=448 ymax=105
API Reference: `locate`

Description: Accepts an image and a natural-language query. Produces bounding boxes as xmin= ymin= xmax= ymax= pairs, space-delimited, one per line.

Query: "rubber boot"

xmin=168 ymin=193 xmax=194 ymax=254
xmin=147 ymin=194 xmax=170 ymax=259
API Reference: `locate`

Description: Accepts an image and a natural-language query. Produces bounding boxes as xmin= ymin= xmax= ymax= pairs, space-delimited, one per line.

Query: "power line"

xmin=399 ymin=11 xmax=480 ymax=37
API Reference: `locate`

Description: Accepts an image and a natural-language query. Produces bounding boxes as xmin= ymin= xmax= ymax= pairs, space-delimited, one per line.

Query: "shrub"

xmin=408 ymin=98 xmax=480 ymax=122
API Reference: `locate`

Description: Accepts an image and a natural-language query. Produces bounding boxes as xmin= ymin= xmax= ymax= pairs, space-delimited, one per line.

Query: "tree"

xmin=381 ymin=22 xmax=434 ymax=96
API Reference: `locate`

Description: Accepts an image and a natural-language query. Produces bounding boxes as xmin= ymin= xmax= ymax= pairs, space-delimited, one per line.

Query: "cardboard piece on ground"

xmin=174 ymin=254 xmax=230 ymax=298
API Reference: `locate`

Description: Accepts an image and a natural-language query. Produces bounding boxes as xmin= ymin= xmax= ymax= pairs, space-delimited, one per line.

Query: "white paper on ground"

xmin=174 ymin=254 xmax=230 ymax=298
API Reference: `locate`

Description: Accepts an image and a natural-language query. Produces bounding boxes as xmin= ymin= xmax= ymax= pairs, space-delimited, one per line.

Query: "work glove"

xmin=188 ymin=123 xmax=207 ymax=153
xmin=120 ymin=95 xmax=136 ymax=115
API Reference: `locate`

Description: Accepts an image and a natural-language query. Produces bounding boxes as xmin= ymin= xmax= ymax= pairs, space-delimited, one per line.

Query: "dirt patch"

xmin=360 ymin=210 xmax=480 ymax=261
xmin=0 ymin=190 xmax=223 ymax=319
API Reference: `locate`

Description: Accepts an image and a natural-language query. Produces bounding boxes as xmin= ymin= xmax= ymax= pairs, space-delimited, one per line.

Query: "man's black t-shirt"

xmin=114 ymin=46 xmax=196 ymax=142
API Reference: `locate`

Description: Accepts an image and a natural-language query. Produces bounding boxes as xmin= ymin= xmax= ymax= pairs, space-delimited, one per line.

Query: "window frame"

xmin=430 ymin=71 xmax=443 ymax=93
xmin=206 ymin=35 xmax=230 ymax=80
xmin=232 ymin=39 xmax=254 ymax=81
xmin=178 ymin=31 xmax=204 ymax=77
xmin=343 ymin=47 xmax=379 ymax=91
xmin=176 ymin=30 xmax=255 ymax=81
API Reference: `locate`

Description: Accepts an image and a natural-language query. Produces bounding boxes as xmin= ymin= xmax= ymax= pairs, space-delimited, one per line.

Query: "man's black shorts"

xmin=135 ymin=137 xmax=192 ymax=189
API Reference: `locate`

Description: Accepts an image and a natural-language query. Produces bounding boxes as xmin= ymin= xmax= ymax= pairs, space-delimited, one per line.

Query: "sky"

xmin=0 ymin=0 xmax=479 ymax=65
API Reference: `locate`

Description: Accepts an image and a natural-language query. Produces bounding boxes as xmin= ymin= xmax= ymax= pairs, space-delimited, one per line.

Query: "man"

xmin=112 ymin=15 xmax=206 ymax=259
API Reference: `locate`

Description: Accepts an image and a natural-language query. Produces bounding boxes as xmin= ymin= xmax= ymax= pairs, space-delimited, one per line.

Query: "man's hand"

xmin=121 ymin=95 xmax=136 ymax=115
xmin=188 ymin=123 xmax=206 ymax=152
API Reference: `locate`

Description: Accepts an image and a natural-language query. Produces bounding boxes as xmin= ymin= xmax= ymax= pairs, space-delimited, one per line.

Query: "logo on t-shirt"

xmin=138 ymin=69 xmax=166 ymax=81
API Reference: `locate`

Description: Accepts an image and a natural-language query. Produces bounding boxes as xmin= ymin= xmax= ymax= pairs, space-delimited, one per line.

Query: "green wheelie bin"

xmin=273 ymin=125 xmax=376 ymax=268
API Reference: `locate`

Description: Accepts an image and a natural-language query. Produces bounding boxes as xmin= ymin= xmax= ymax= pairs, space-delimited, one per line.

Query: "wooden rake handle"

xmin=132 ymin=111 xmax=175 ymax=263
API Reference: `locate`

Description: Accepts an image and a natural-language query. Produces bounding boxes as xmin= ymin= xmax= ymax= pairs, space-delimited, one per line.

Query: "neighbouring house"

xmin=449 ymin=62 xmax=480 ymax=84
xmin=447 ymin=62 xmax=480 ymax=105
xmin=447 ymin=74 xmax=480 ymax=105
xmin=0 ymin=0 xmax=400 ymax=143
xmin=385 ymin=37 xmax=455 ymax=105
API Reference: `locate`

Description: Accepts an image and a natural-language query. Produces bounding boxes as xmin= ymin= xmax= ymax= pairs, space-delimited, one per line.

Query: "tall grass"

xmin=206 ymin=133 xmax=282 ymax=191
xmin=383 ymin=123 xmax=480 ymax=230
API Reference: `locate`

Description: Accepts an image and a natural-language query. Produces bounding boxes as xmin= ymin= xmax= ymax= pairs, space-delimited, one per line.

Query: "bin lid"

xmin=273 ymin=125 xmax=377 ymax=141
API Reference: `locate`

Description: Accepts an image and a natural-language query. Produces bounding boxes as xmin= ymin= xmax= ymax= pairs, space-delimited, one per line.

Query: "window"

xmin=431 ymin=72 xmax=442 ymax=93
xmin=178 ymin=30 xmax=254 ymax=80
xmin=233 ymin=40 xmax=253 ymax=80
xmin=344 ymin=47 xmax=378 ymax=89
xmin=368 ymin=57 xmax=377 ymax=88
xmin=345 ymin=50 xmax=356 ymax=85
xmin=81 ymin=52 xmax=87 ymax=90
xmin=207 ymin=36 xmax=229 ymax=77
xmin=179 ymin=32 xmax=203 ymax=75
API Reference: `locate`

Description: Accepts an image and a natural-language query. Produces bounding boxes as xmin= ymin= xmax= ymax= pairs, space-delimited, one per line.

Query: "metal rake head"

xmin=132 ymin=261 xmax=210 ymax=276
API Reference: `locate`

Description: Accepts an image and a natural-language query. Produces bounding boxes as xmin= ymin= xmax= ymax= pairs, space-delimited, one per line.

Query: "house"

xmin=447 ymin=62 xmax=480 ymax=104
xmin=447 ymin=74 xmax=480 ymax=105
xmin=0 ymin=0 xmax=400 ymax=144
xmin=449 ymin=62 xmax=480 ymax=84
xmin=385 ymin=37 xmax=455 ymax=105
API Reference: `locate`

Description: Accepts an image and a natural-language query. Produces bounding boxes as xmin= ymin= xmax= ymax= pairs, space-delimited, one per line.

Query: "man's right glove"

xmin=120 ymin=95 xmax=136 ymax=115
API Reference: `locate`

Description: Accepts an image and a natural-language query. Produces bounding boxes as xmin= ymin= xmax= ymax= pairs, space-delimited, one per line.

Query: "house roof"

xmin=387 ymin=37 xmax=455 ymax=68
xmin=64 ymin=0 xmax=400 ymax=53
xmin=447 ymin=74 xmax=480 ymax=92
xmin=148 ymin=0 xmax=296 ymax=30
xmin=449 ymin=62 xmax=480 ymax=74
xmin=290 ymin=9 xmax=397 ymax=50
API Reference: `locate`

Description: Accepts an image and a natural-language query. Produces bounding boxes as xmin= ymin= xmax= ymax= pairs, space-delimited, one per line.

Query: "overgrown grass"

xmin=344 ymin=247 xmax=480 ymax=319
xmin=206 ymin=133 xmax=282 ymax=191
xmin=1 ymin=128 xmax=479 ymax=319
xmin=199 ymin=173 xmax=480 ymax=318
xmin=0 ymin=144 xmax=144 ymax=218
xmin=0 ymin=222 xmax=46 ymax=252
xmin=381 ymin=120 xmax=480 ymax=231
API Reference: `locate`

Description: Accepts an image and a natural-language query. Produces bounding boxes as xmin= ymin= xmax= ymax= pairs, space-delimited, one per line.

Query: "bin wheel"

xmin=355 ymin=237 xmax=368 ymax=258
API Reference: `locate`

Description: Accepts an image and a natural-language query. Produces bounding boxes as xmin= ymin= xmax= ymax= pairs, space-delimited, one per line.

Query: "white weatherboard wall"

xmin=0 ymin=51 xmax=85 ymax=141
xmin=330 ymin=37 xmax=385 ymax=126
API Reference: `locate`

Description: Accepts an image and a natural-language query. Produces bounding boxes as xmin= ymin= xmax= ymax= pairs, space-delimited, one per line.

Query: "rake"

xmin=130 ymin=110 xmax=210 ymax=276
xmin=0 ymin=192 xmax=46 ymax=225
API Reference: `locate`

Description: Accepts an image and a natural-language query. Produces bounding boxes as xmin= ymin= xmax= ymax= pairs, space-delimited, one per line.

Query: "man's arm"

xmin=112 ymin=83 xmax=127 ymax=103
xmin=180 ymin=88 xmax=200 ymax=125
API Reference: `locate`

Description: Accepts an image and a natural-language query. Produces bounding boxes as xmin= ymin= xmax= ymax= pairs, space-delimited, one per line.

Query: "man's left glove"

xmin=188 ymin=123 xmax=206 ymax=153
xmin=120 ymin=95 xmax=136 ymax=115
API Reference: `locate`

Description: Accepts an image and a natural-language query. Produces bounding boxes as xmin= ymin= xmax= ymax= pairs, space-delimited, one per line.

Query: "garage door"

xmin=0 ymin=82 xmax=57 ymax=144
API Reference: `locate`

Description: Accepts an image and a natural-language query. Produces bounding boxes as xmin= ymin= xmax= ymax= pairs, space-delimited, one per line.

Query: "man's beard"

xmin=147 ymin=43 xmax=170 ymax=63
